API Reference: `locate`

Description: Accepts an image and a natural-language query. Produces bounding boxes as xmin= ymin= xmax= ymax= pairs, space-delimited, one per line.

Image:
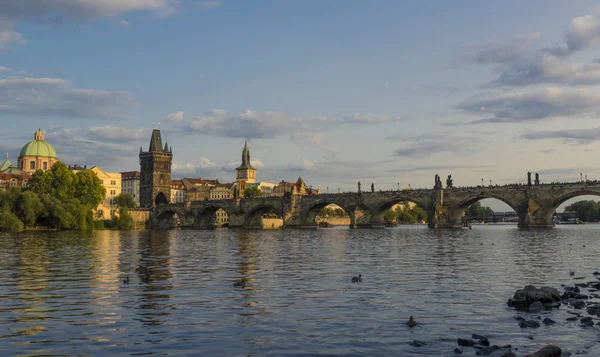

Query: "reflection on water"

xmin=1 ymin=226 xmax=600 ymax=356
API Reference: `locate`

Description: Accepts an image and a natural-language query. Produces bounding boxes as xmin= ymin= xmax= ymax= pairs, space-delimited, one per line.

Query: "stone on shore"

xmin=507 ymin=285 xmax=561 ymax=310
xmin=457 ymin=338 xmax=477 ymax=347
xmin=523 ymin=345 xmax=562 ymax=357
xmin=409 ymin=340 xmax=426 ymax=347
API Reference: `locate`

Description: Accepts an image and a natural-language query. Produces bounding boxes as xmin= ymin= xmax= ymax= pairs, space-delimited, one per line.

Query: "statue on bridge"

xmin=446 ymin=174 xmax=453 ymax=188
xmin=434 ymin=174 xmax=443 ymax=190
xmin=357 ymin=181 xmax=361 ymax=193
xmin=527 ymin=172 xmax=532 ymax=186
xmin=535 ymin=173 xmax=540 ymax=185
xmin=371 ymin=183 xmax=374 ymax=193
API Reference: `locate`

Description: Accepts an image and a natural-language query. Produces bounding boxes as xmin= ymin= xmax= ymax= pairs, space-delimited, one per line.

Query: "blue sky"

xmin=2 ymin=0 xmax=600 ymax=210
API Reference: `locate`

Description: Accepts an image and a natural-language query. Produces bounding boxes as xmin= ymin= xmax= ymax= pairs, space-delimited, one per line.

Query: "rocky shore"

xmin=408 ymin=271 xmax=600 ymax=356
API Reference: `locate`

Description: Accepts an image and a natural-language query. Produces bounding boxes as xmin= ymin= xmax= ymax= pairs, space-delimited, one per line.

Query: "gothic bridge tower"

xmin=140 ymin=129 xmax=172 ymax=208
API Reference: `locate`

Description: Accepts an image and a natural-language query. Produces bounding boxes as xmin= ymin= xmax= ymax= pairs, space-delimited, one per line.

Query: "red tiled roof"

xmin=121 ymin=171 xmax=140 ymax=179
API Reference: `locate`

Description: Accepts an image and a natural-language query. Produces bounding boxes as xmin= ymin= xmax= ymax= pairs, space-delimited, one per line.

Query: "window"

xmin=110 ymin=190 xmax=116 ymax=195
xmin=43 ymin=162 xmax=48 ymax=170
xmin=111 ymin=180 xmax=116 ymax=186
xmin=30 ymin=161 xmax=35 ymax=170
xmin=10 ymin=179 xmax=17 ymax=187
xmin=22 ymin=180 xmax=27 ymax=187
xmin=100 ymin=180 xmax=104 ymax=184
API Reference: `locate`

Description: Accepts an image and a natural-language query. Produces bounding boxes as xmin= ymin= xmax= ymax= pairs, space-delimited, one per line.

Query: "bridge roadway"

xmin=151 ymin=181 xmax=600 ymax=229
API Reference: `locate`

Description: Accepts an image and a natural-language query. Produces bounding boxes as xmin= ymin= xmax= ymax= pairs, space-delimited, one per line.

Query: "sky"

xmin=2 ymin=0 xmax=600 ymax=211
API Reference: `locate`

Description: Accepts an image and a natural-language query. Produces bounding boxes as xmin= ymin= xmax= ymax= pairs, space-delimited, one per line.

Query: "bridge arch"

xmin=543 ymin=189 xmax=600 ymax=225
xmin=245 ymin=204 xmax=283 ymax=228
xmin=154 ymin=209 xmax=181 ymax=230
xmin=452 ymin=194 xmax=519 ymax=226
xmin=370 ymin=196 xmax=430 ymax=227
xmin=155 ymin=192 xmax=168 ymax=205
xmin=304 ymin=200 xmax=353 ymax=228
xmin=196 ymin=204 xmax=232 ymax=228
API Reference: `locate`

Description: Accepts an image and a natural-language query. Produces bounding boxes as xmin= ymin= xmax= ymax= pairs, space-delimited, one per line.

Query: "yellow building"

xmin=72 ymin=166 xmax=121 ymax=219
xmin=18 ymin=129 xmax=59 ymax=175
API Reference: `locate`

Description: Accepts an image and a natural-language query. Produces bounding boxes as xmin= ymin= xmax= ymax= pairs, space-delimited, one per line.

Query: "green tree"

xmin=74 ymin=170 xmax=106 ymax=208
xmin=15 ymin=191 xmax=43 ymax=227
xmin=466 ymin=202 xmax=494 ymax=218
xmin=412 ymin=206 xmax=428 ymax=223
xmin=0 ymin=187 xmax=21 ymax=212
xmin=117 ymin=210 xmax=133 ymax=230
xmin=384 ymin=209 xmax=398 ymax=223
xmin=48 ymin=162 xmax=75 ymax=200
xmin=565 ymin=200 xmax=600 ymax=222
xmin=114 ymin=193 xmax=136 ymax=209
xmin=27 ymin=169 xmax=53 ymax=196
xmin=244 ymin=186 xmax=262 ymax=198
xmin=0 ymin=211 xmax=24 ymax=232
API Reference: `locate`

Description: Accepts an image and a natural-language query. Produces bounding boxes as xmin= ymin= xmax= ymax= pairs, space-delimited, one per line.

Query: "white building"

xmin=121 ymin=171 xmax=140 ymax=207
xmin=171 ymin=180 xmax=187 ymax=204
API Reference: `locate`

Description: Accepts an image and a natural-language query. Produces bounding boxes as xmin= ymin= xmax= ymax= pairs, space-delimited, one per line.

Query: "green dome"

xmin=19 ymin=131 xmax=57 ymax=158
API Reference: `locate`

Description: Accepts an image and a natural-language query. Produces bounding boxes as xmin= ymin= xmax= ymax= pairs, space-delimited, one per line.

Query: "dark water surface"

xmin=1 ymin=226 xmax=600 ymax=356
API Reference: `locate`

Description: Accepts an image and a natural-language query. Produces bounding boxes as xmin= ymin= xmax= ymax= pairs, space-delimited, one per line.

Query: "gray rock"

xmin=490 ymin=350 xmax=517 ymax=357
xmin=586 ymin=305 xmax=600 ymax=316
xmin=566 ymin=316 xmax=579 ymax=321
xmin=476 ymin=345 xmax=500 ymax=355
xmin=457 ymin=338 xmax=477 ymax=347
xmin=508 ymin=285 xmax=561 ymax=310
xmin=580 ymin=316 xmax=594 ymax=326
xmin=523 ymin=345 xmax=562 ymax=357
xmin=519 ymin=320 xmax=540 ymax=328
xmin=454 ymin=348 xmax=463 ymax=354
xmin=529 ymin=301 xmax=545 ymax=312
xmin=472 ymin=334 xmax=490 ymax=346
xmin=542 ymin=317 xmax=556 ymax=325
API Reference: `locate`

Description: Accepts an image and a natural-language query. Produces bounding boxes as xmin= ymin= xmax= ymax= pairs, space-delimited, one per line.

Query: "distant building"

xmin=210 ymin=183 xmax=234 ymax=200
xmin=236 ymin=140 xmax=256 ymax=184
xmin=139 ymin=129 xmax=172 ymax=208
xmin=273 ymin=177 xmax=320 ymax=196
xmin=18 ymin=129 xmax=59 ymax=175
xmin=0 ymin=172 xmax=31 ymax=192
xmin=121 ymin=171 xmax=140 ymax=207
xmin=171 ymin=179 xmax=187 ymax=203
xmin=72 ymin=166 xmax=121 ymax=219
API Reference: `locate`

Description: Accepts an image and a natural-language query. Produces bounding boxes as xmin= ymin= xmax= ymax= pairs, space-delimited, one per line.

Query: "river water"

xmin=1 ymin=226 xmax=600 ymax=356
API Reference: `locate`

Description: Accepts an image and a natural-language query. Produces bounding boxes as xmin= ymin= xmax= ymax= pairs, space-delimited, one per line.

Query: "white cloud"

xmin=457 ymin=88 xmax=600 ymax=123
xmin=0 ymin=75 xmax=135 ymax=119
xmin=186 ymin=108 xmax=399 ymax=140
xmin=0 ymin=31 xmax=26 ymax=49
xmin=165 ymin=111 xmax=185 ymax=121
xmin=119 ymin=19 xmax=130 ymax=26
xmin=86 ymin=126 xmax=147 ymax=142
xmin=199 ymin=2 xmax=222 ymax=10
xmin=0 ymin=66 xmax=12 ymax=72
xmin=0 ymin=1 xmax=178 ymax=21
xmin=384 ymin=81 xmax=391 ymax=88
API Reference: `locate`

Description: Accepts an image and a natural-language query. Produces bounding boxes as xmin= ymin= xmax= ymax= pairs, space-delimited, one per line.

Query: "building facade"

xmin=121 ymin=171 xmax=140 ymax=207
xmin=18 ymin=129 xmax=59 ymax=175
xmin=139 ymin=129 xmax=172 ymax=208
xmin=171 ymin=180 xmax=187 ymax=204
xmin=0 ymin=173 xmax=31 ymax=192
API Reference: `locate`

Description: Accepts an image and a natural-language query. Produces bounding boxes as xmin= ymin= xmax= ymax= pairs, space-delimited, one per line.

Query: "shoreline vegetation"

xmin=0 ymin=162 xmax=137 ymax=233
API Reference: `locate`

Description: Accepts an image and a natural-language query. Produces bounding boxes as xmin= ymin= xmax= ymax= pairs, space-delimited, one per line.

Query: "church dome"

xmin=19 ymin=129 xmax=57 ymax=158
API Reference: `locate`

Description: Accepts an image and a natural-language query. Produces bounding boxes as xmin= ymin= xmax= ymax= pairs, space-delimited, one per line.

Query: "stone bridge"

xmin=151 ymin=181 xmax=600 ymax=229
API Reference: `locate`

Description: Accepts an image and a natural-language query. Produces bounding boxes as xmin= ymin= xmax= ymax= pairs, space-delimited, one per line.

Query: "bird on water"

xmin=123 ymin=276 xmax=130 ymax=285
xmin=351 ymin=274 xmax=362 ymax=283
xmin=570 ymin=270 xmax=575 ymax=276
xmin=407 ymin=316 xmax=417 ymax=327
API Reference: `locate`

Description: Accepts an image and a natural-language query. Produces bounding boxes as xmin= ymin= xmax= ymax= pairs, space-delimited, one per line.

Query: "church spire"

xmin=240 ymin=139 xmax=253 ymax=168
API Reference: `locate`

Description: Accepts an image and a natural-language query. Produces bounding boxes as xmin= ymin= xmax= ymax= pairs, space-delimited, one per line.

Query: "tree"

xmin=15 ymin=191 xmax=43 ymax=227
xmin=0 ymin=187 xmax=21 ymax=212
xmin=0 ymin=211 xmax=24 ymax=232
xmin=466 ymin=202 xmax=494 ymax=218
xmin=565 ymin=200 xmax=600 ymax=222
xmin=244 ymin=186 xmax=262 ymax=198
xmin=115 ymin=193 xmax=136 ymax=209
xmin=384 ymin=209 xmax=398 ymax=223
xmin=47 ymin=162 xmax=75 ymax=200
xmin=74 ymin=170 xmax=106 ymax=208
